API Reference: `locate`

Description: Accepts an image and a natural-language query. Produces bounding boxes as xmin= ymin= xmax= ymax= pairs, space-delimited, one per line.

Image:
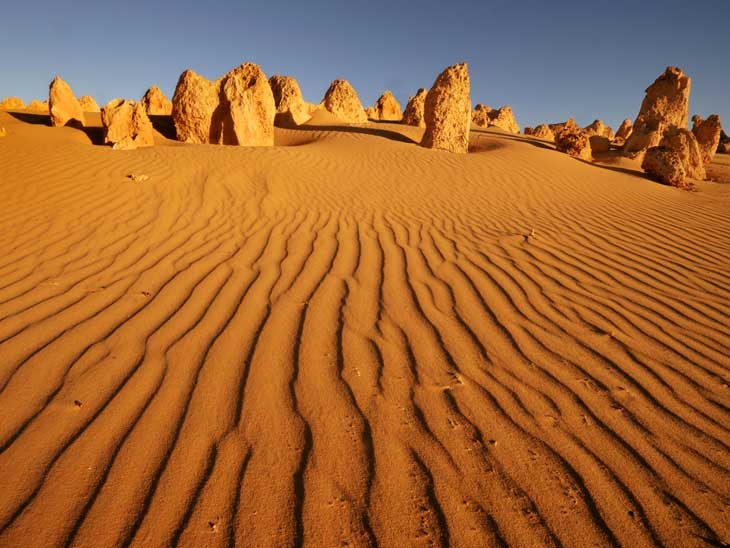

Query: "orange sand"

xmin=0 ymin=109 xmax=728 ymax=547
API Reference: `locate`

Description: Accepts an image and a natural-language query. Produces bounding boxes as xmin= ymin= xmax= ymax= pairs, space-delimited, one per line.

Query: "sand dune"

xmin=0 ymin=110 xmax=728 ymax=547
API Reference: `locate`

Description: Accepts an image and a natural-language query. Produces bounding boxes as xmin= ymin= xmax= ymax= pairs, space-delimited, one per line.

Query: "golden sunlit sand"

xmin=0 ymin=106 xmax=728 ymax=547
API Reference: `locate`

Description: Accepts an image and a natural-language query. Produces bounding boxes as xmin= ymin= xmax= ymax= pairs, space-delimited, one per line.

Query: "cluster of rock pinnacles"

xmin=8 ymin=62 xmax=726 ymax=187
xmin=525 ymin=67 xmax=723 ymax=188
xmin=38 ymin=62 xmax=491 ymax=154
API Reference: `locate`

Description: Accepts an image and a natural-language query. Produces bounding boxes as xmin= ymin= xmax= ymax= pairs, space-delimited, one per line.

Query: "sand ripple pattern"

xmin=0 ymin=127 xmax=728 ymax=547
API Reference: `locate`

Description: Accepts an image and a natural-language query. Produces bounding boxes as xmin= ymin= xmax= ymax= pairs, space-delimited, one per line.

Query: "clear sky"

xmin=1 ymin=0 xmax=728 ymax=130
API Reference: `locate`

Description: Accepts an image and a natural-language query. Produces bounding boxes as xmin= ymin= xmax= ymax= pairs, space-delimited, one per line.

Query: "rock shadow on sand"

xmin=294 ymin=121 xmax=418 ymax=145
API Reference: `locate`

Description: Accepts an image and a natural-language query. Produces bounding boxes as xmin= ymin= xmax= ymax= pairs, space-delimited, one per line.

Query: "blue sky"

xmin=1 ymin=0 xmax=728 ymax=130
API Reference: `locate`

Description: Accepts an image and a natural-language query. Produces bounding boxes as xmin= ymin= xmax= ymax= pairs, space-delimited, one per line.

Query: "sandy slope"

xmin=0 ymin=110 xmax=728 ymax=548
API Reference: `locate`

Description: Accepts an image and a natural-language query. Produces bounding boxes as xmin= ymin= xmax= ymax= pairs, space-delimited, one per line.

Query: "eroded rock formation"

xmin=402 ymin=88 xmax=427 ymax=127
xmin=172 ymin=62 xmax=275 ymax=146
xmin=555 ymin=122 xmax=592 ymax=160
xmin=49 ymin=76 xmax=85 ymax=127
xmin=269 ymin=75 xmax=310 ymax=125
xmin=141 ymin=86 xmax=172 ymax=115
xmin=322 ymin=80 xmax=367 ymax=123
xmin=79 ymin=95 xmax=100 ymax=112
xmin=0 ymin=97 xmax=25 ymax=109
xmin=101 ymin=99 xmax=155 ymax=150
xmin=624 ymin=67 xmax=691 ymax=157
xmin=372 ymin=91 xmax=402 ymax=121
xmin=642 ymin=147 xmax=689 ymax=188
xmin=421 ymin=63 xmax=471 ymax=153
xmin=691 ymin=114 xmax=721 ymax=164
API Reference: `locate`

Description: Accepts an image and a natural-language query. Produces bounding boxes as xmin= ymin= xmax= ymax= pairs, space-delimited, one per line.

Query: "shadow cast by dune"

xmin=473 ymin=128 xmax=556 ymax=151
xmin=7 ymin=112 xmax=49 ymax=125
xmin=296 ymin=123 xmax=418 ymax=144
xmin=7 ymin=111 xmax=105 ymax=145
xmin=574 ymin=157 xmax=657 ymax=182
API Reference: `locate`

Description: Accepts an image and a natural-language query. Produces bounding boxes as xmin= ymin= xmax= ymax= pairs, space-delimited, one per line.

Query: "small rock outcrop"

xmin=172 ymin=63 xmax=275 ymax=146
xmin=641 ymin=147 xmax=689 ymax=188
xmin=421 ymin=63 xmax=471 ymax=153
xmin=365 ymin=106 xmax=377 ymax=120
xmin=26 ymin=99 xmax=49 ymax=112
xmin=269 ymin=75 xmax=310 ymax=126
xmin=555 ymin=121 xmax=592 ymax=161
xmin=79 ymin=95 xmax=100 ymax=112
xmin=661 ymin=126 xmax=705 ymax=180
xmin=48 ymin=76 xmax=85 ymax=127
xmin=0 ymin=97 xmax=25 ymax=109
xmin=615 ymin=119 xmax=633 ymax=141
xmin=589 ymin=135 xmax=611 ymax=153
xmin=624 ymin=66 xmax=691 ymax=156
xmin=524 ymin=127 xmax=534 ymax=136
xmin=584 ymin=119 xmax=613 ymax=139
xmin=322 ymin=80 xmax=367 ymax=123
xmin=549 ymin=118 xmax=576 ymax=137
xmin=532 ymin=124 xmax=555 ymax=141
xmin=691 ymin=114 xmax=721 ymax=164
xmin=402 ymin=88 xmax=427 ymax=127
xmin=487 ymin=106 xmax=520 ymax=134
xmin=472 ymin=104 xmax=491 ymax=128
xmin=372 ymin=91 xmax=402 ymax=121
xmin=101 ymin=99 xmax=155 ymax=150
xmin=141 ymin=86 xmax=172 ymax=115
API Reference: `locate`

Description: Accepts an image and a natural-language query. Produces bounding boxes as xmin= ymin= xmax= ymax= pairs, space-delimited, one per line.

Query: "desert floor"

xmin=0 ymin=109 xmax=728 ymax=548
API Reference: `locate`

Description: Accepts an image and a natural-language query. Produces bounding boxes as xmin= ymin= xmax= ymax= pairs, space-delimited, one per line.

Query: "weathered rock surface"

xmin=488 ymin=106 xmax=520 ymax=134
xmin=660 ymin=126 xmax=705 ymax=180
xmin=583 ymin=119 xmax=605 ymax=136
xmin=583 ymin=119 xmax=613 ymax=139
xmin=532 ymin=124 xmax=555 ymax=141
xmin=101 ymin=99 xmax=155 ymax=150
xmin=26 ymin=99 xmax=49 ymax=112
xmin=372 ymin=91 xmax=402 ymax=121
xmin=589 ymin=135 xmax=611 ymax=153
xmin=615 ymin=119 xmax=633 ymax=141
xmin=402 ymin=88 xmax=427 ymax=127
xmin=79 ymin=95 xmax=100 ymax=112
xmin=172 ymin=69 xmax=221 ymax=143
xmin=269 ymin=75 xmax=310 ymax=125
xmin=421 ymin=63 xmax=471 ymax=153
xmin=642 ymin=146 xmax=689 ymax=188
xmin=555 ymin=123 xmax=592 ymax=160
xmin=624 ymin=66 xmax=691 ymax=156
xmin=49 ymin=76 xmax=85 ymax=127
xmin=365 ymin=106 xmax=377 ymax=120
xmin=172 ymin=63 xmax=275 ymax=146
xmin=0 ymin=97 xmax=25 ymax=109
xmin=322 ymin=80 xmax=367 ymax=123
xmin=523 ymin=127 xmax=534 ymax=135
xmin=220 ymin=63 xmax=276 ymax=146
xmin=141 ymin=86 xmax=172 ymax=115
xmin=549 ymin=118 xmax=577 ymax=137
xmin=691 ymin=114 xmax=721 ymax=164
xmin=472 ymin=104 xmax=492 ymax=128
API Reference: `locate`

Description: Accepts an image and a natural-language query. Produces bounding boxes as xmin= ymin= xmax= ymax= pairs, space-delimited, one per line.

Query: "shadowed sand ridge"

xmin=0 ymin=111 xmax=729 ymax=548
